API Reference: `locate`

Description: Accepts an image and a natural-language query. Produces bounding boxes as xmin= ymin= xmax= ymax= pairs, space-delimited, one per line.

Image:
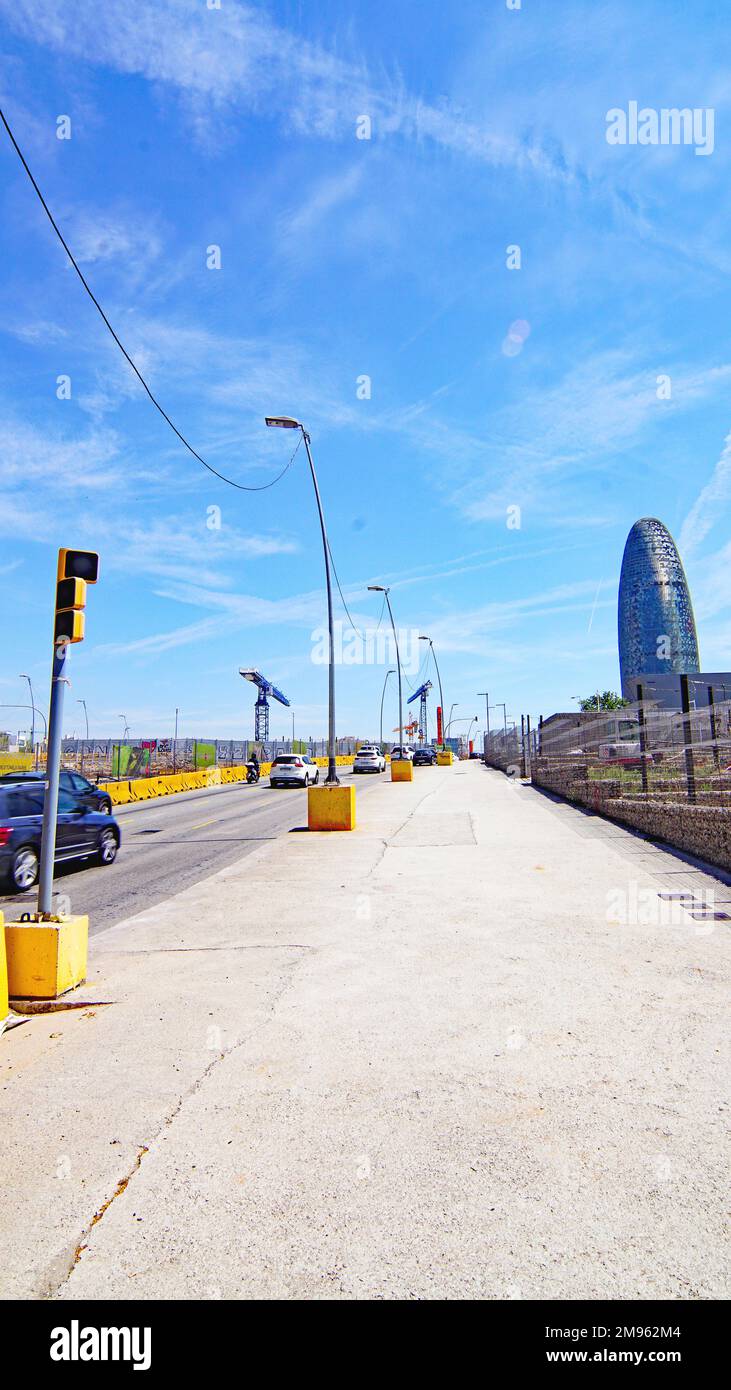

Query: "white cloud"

xmin=679 ymin=428 xmax=731 ymax=557
xmin=0 ymin=0 xmax=573 ymax=181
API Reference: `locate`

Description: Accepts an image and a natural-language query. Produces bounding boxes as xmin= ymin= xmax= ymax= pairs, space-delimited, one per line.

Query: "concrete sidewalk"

xmin=1 ymin=763 xmax=728 ymax=1300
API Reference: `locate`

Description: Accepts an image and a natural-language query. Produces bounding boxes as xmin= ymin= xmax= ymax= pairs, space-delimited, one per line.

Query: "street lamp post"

xmin=478 ymin=692 xmax=490 ymax=737
xmin=368 ymin=586 xmax=403 ymax=757
xmin=77 ymin=698 xmax=89 ymax=774
xmin=0 ymin=703 xmax=47 ymax=748
xmin=19 ymin=673 xmax=35 ymax=767
xmin=420 ymin=636 xmax=446 ymax=748
xmin=490 ymin=702 xmax=507 ymax=735
xmin=265 ymin=416 xmax=338 ymax=785
xmin=173 ymin=707 xmax=179 ymax=773
xmin=379 ymin=668 xmax=395 ymax=749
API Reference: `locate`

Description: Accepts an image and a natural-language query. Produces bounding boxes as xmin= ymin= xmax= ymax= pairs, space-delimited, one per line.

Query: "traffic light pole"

xmin=37 ymin=640 xmax=69 ymax=917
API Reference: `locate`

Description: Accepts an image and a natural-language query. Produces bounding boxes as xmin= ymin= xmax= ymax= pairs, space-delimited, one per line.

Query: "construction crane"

xmin=407 ymin=679 xmax=432 ymax=745
xmin=239 ymin=669 xmax=290 ymax=743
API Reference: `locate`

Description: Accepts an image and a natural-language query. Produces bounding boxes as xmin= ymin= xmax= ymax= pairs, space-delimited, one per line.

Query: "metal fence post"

xmin=708 ymin=685 xmax=720 ymax=773
xmin=680 ymin=674 xmax=696 ymax=804
xmin=636 ymin=683 xmax=649 ymax=796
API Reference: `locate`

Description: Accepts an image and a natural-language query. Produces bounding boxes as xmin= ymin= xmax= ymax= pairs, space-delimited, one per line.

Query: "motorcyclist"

xmin=249 ymin=749 xmax=260 ymax=771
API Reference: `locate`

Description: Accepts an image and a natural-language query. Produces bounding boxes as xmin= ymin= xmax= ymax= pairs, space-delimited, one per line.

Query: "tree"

xmin=578 ymin=691 xmax=629 ymax=711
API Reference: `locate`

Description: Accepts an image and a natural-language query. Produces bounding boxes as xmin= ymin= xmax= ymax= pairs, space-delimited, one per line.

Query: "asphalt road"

xmin=0 ymin=767 xmax=380 ymax=937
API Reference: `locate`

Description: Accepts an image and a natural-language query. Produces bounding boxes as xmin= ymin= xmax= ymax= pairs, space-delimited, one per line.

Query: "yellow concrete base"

xmin=391 ymin=758 xmax=414 ymax=782
xmin=307 ymin=783 xmax=356 ymax=831
xmin=4 ymin=915 xmax=88 ymax=1000
xmin=436 ymin=750 xmax=454 ymax=766
xmin=0 ymin=910 xmax=8 ymax=1022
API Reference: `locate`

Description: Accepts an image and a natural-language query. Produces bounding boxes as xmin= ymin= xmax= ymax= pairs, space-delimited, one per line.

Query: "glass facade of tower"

xmin=618 ymin=518 xmax=700 ymax=698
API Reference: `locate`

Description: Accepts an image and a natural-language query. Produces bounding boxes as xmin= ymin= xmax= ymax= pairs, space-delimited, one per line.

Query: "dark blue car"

xmin=0 ymin=768 xmax=113 ymax=815
xmin=0 ymin=782 xmax=120 ymax=892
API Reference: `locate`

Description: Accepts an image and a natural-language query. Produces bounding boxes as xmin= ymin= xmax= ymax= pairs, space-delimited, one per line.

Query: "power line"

xmin=0 ymin=104 xmax=300 ymax=493
xmin=326 ymin=540 xmax=386 ymax=640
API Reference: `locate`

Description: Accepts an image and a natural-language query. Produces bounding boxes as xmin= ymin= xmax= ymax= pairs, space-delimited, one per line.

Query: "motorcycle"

xmin=245 ymin=761 xmax=261 ymax=785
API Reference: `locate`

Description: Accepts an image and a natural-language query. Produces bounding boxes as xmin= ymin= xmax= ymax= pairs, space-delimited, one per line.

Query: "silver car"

xmin=353 ymin=746 xmax=386 ymax=773
xmin=269 ymin=754 xmax=321 ymax=788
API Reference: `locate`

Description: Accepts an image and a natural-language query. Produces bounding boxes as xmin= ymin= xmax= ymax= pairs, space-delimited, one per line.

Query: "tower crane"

xmin=407 ymin=679 xmax=432 ymax=745
xmin=239 ymin=669 xmax=290 ymax=743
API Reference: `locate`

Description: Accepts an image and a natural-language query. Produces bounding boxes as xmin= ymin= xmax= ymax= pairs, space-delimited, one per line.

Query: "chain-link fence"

xmin=485 ymin=695 xmax=731 ymax=873
xmin=44 ymin=734 xmax=370 ymax=780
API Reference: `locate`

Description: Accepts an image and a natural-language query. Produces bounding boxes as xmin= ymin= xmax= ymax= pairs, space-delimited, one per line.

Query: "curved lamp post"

xmin=420 ymin=636 xmax=446 ymax=748
xmin=265 ymin=416 xmax=338 ymax=785
xmin=77 ymin=698 xmax=89 ymax=774
xmin=368 ymin=586 xmax=403 ymax=756
xmin=19 ymin=674 xmax=35 ymax=766
xmin=379 ymin=668 xmax=395 ymax=749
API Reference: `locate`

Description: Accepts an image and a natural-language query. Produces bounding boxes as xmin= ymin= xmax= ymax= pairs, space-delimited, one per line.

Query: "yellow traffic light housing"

xmin=54 ymin=549 xmax=98 ymax=644
xmin=57 ymin=549 xmax=100 ymax=584
xmin=54 ymin=609 xmax=85 ymax=644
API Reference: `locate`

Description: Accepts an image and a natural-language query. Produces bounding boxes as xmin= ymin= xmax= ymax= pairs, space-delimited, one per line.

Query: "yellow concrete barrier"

xmin=307 ymin=783 xmax=356 ymax=831
xmin=100 ymin=764 xmax=256 ymax=804
xmin=391 ymin=759 xmax=413 ymax=782
xmin=4 ymin=915 xmax=88 ymax=1000
xmin=0 ymin=911 xmax=8 ymax=1024
xmin=436 ymin=750 xmax=454 ymax=766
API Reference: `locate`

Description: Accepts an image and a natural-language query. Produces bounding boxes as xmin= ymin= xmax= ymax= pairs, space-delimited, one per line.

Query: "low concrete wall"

xmin=531 ymin=757 xmax=731 ymax=872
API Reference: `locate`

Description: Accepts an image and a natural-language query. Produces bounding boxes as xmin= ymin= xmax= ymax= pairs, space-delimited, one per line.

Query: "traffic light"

xmin=54 ymin=549 xmax=99 ymax=644
xmin=57 ymin=549 xmax=100 ymax=584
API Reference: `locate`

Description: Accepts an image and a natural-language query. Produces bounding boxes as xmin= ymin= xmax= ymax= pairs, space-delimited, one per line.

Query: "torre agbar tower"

xmin=618 ymin=517 xmax=700 ymax=699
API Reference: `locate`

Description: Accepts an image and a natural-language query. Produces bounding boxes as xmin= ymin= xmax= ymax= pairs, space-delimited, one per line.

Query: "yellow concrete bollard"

xmin=391 ymin=759 xmax=413 ymax=782
xmin=0 ymin=910 xmax=8 ymax=1023
xmin=4 ymin=915 xmax=88 ymax=1000
xmin=307 ymin=783 xmax=356 ymax=831
xmin=436 ymin=750 xmax=454 ymax=766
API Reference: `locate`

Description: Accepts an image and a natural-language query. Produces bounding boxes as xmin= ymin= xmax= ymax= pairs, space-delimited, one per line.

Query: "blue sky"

xmin=1 ymin=0 xmax=729 ymax=743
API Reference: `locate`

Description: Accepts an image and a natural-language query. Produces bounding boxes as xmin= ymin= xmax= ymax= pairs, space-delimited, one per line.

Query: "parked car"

xmin=354 ymin=746 xmax=386 ymax=773
xmin=0 ymin=782 xmax=121 ymax=891
xmin=413 ymin=747 xmax=437 ymax=766
xmin=269 ymin=754 xmax=321 ymax=788
xmin=390 ymin=745 xmax=414 ymax=761
xmin=0 ymin=768 xmax=113 ymax=814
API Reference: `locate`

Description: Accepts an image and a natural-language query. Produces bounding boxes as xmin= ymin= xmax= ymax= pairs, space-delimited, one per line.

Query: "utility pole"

xmin=478 ymin=692 xmax=490 ymax=736
xmin=173 ymin=707 xmax=179 ymax=773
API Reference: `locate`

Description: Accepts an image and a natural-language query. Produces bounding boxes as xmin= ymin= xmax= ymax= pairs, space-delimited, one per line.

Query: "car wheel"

xmin=98 ymin=828 xmax=118 ymax=866
xmin=11 ymin=845 xmax=39 ymax=891
xmin=314 ymin=771 xmax=320 ymax=784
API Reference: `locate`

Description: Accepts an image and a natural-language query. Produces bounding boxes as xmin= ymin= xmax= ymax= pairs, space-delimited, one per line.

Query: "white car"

xmin=269 ymin=754 xmax=321 ymax=788
xmin=390 ymin=744 xmax=414 ymax=761
xmin=354 ymin=746 xmax=386 ymax=773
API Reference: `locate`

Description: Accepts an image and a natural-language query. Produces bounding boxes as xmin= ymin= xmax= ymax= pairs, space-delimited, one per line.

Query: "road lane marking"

xmin=187 ymin=817 xmax=218 ymax=831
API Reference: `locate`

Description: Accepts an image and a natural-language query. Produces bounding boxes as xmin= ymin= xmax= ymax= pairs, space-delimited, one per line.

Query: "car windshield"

xmin=274 ymin=756 xmax=298 ymax=764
